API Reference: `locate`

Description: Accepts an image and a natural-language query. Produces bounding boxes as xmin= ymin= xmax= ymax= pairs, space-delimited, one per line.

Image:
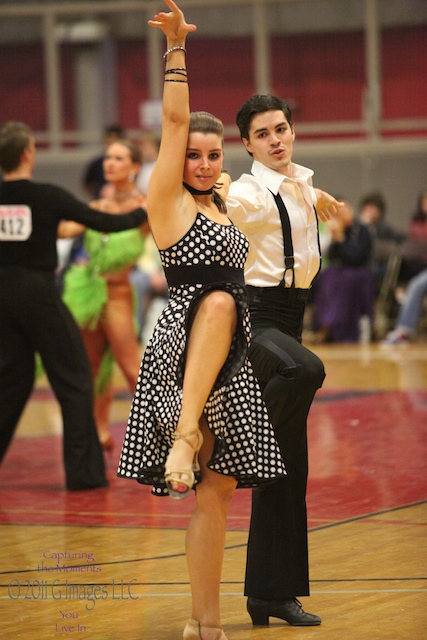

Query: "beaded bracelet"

xmin=164 ymin=79 xmax=188 ymax=83
xmin=165 ymin=68 xmax=188 ymax=77
xmin=163 ymin=46 xmax=186 ymax=60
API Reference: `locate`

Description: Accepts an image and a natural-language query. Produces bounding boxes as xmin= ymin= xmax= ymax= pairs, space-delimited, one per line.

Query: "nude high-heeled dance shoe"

xmin=183 ymin=618 xmax=225 ymax=640
xmin=164 ymin=430 xmax=203 ymax=499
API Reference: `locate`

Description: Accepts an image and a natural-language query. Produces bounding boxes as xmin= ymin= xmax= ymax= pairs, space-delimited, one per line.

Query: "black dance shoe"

xmin=247 ymin=597 xmax=321 ymax=626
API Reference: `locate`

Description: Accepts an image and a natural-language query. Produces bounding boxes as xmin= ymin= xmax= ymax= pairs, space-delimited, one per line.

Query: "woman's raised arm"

xmin=146 ymin=0 xmax=197 ymax=242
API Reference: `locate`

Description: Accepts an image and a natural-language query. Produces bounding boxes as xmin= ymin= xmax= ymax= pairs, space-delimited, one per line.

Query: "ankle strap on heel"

xmin=184 ymin=618 xmax=224 ymax=640
xmin=174 ymin=430 xmax=202 ymax=451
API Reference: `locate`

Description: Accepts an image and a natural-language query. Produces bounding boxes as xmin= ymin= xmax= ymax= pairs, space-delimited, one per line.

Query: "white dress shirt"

xmin=227 ymin=159 xmax=321 ymax=289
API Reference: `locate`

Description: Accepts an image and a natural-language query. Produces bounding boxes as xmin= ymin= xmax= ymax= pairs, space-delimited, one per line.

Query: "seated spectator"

xmin=312 ymin=199 xmax=374 ymax=343
xmin=398 ymin=187 xmax=427 ymax=283
xmin=358 ymin=191 xmax=405 ymax=292
xmin=380 ymin=268 xmax=427 ymax=345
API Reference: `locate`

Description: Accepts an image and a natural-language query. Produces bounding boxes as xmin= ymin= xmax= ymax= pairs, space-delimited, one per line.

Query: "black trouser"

xmin=244 ymin=285 xmax=325 ymax=599
xmin=0 ymin=267 xmax=107 ymax=490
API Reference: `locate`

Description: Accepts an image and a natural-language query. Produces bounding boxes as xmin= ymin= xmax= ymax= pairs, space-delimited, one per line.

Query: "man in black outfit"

xmin=227 ymin=95 xmax=342 ymax=627
xmin=0 ymin=121 xmax=146 ymax=491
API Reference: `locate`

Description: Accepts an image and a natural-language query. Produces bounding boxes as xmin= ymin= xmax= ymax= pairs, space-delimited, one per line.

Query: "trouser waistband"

xmin=246 ymin=285 xmax=311 ymax=304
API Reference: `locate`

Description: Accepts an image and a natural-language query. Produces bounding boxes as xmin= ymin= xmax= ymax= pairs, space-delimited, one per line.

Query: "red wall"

xmin=272 ymin=31 xmax=365 ymax=122
xmin=382 ymin=26 xmax=427 ymax=119
xmin=0 ymin=43 xmax=46 ymax=129
xmin=0 ymin=26 xmax=425 ymax=136
xmin=116 ymin=40 xmax=149 ymax=127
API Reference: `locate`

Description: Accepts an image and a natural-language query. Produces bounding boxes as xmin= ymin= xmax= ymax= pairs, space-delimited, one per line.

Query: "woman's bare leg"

xmin=94 ymin=387 xmax=115 ymax=449
xmin=102 ymin=281 xmax=141 ymax=393
xmin=81 ymin=326 xmax=112 ymax=445
xmin=95 ymin=281 xmax=142 ymax=446
xmin=165 ymin=290 xmax=237 ymax=487
xmin=169 ymin=290 xmax=237 ymax=638
xmin=186 ymin=421 xmax=236 ymax=638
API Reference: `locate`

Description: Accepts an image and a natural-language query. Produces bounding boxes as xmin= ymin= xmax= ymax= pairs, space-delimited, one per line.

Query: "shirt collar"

xmin=251 ymin=159 xmax=314 ymax=195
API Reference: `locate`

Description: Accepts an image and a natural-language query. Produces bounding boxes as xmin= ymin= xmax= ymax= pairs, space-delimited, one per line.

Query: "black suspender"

xmin=313 ymin=204 xmax=322 ymax=280
xmin=270 ymin=190 xmax=295 ymax=288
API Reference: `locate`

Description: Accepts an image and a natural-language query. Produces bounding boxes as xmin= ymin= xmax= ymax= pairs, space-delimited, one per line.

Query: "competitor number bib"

xmin=0 ymin=205 xmax=32 ymax=241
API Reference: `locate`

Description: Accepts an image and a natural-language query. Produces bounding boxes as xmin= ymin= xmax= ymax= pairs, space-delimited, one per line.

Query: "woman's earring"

xmin=128 ymin=172 xmax=135 ymax=183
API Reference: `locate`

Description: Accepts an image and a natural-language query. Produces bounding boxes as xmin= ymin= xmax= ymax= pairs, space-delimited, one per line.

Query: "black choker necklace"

xmin=183 ymin=182 xmax=213 ymax=196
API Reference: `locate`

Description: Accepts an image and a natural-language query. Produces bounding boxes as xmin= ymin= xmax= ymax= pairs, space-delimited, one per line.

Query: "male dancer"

xmin=0 ymin=121 xmax=146 ymax=490
xmin=227 ymin=95 xmax=342 ymax=626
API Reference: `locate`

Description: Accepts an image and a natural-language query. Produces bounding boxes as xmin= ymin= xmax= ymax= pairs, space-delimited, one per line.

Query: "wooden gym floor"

xmin=0 ymin=343 xmax=426 ymax=640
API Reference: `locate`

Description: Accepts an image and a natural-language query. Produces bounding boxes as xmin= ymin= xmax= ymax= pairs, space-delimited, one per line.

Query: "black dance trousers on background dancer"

xmin=0 ymin=267 xmax=107 ymax=490
xmin=244 ymin=285 xmax=325 ymax=599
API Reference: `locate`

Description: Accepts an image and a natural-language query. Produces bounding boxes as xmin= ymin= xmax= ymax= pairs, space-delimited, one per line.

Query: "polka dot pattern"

xmin=117 ymin=213 xmax=286 ymax=495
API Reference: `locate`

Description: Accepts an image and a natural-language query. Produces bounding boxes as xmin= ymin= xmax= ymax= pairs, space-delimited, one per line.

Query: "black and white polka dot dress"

xmin=117 ymin=212 xmax=286 ymax=495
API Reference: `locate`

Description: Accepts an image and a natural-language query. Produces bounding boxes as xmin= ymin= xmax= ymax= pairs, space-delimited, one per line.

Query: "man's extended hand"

xmin=314 ymin=189 xmax=344 ymax=222
xmin=217 ymin=170 xmax=232 ymax=200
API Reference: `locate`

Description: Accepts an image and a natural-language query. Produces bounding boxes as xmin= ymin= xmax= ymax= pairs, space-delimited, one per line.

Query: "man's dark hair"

xmin=0 ymin=121 xmax=32 ymax=173
xmin=236 ymin=94 xmax=293 ymax=142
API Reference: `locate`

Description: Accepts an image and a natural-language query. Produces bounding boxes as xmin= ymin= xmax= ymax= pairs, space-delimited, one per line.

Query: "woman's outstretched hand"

xmin=148 ymin=0 xmax=197 ymax=39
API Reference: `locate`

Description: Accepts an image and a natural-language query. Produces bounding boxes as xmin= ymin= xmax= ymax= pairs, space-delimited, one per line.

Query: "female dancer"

xmin=60 ymin=139 xmax=147 ymax=449
xmin=117 ymin=2 xmax=285 ymax=639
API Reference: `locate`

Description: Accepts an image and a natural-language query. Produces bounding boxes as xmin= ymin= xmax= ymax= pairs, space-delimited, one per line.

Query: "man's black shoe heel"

xmin=247 ymin=598 xmax=269 ymax=625
xmin=248 ymin=612 xmax=269 ymax=626
xmin=247 ymin=597 xmax=321 ymax=627
xmin=249 ymin=614 xmax=269 ymax=626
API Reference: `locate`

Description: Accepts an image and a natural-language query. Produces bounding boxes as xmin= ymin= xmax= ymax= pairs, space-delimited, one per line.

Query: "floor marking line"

xmin=1 ymin=588 xmax=426 ymax=601
xmin=2 ymin=501 xmax=425 ymax=533
xmin=308 ymin=500 xmax=427 ymax=533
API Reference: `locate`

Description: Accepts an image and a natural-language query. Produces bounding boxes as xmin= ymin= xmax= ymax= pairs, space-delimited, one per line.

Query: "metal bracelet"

xmin=163 ymin=46 xmax=186 ymax=60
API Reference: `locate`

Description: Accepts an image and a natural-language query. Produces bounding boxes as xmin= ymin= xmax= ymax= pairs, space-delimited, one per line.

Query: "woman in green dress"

xmin=60 ymin=139 xmax=148 ymax=449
